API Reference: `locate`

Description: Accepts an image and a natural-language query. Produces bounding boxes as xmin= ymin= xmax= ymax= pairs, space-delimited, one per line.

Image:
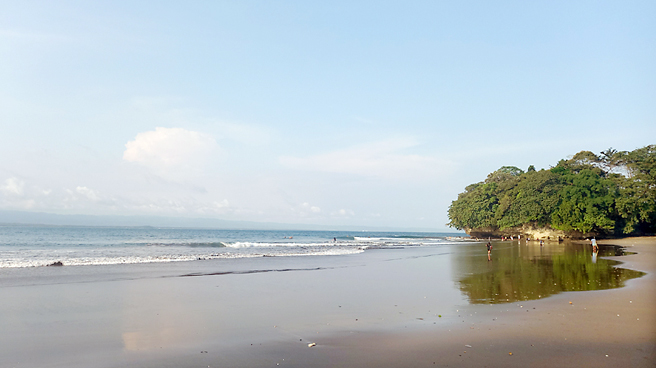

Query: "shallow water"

xmin=452 ymin=240 xmax=645 ymax=304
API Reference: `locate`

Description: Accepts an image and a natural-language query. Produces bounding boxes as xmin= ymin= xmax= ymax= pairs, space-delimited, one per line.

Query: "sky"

xmin=1 ymin=1 xmax=654 ymax=231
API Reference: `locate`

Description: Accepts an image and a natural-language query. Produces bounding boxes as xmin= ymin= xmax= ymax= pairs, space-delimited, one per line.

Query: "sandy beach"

xmin=1 ymin=237 xmax=654 ymax=368
xmin=291 ymin=237 xmax=656 ymax=368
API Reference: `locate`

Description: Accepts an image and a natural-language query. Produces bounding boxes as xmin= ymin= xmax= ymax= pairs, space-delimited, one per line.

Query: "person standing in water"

xmin=591 ymin=237 xmax=598 ymax=252
xmin=486 ymin=242 xmax=492 ymax=261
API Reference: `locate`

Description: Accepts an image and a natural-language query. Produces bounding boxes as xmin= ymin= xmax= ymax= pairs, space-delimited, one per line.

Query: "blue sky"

xmin=1 ymin=1 xmax=654 ymax=230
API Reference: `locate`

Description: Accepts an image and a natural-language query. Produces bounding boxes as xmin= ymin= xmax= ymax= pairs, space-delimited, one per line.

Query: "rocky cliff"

xmin=465 ymin=224 xmax=591 ymax=240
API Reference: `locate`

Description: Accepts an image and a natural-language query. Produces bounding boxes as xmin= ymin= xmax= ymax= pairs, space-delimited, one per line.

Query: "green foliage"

xmin=614 ymin=177 xmax=656 ymax=233
xmin=613 ymin=145 xmax=656 ymax=233
xmin=486 ymin=166 xmax=524 ymax=182
xmin=447 ymin=145 xmax=656 ymax=236
xmin=626 ymin=145 xmax=656 ymax=182
xmin=447 ymin=182 xmax=499 ymax=230
xmin=495 ymin=169 xmax=562 ymax=229
xmin=550 ymin=169 xmax=617 ymax=233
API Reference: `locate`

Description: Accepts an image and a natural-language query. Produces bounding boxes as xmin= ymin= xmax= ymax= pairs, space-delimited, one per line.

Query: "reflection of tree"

xmin=458 ymin=249 xmax=644 ymax=304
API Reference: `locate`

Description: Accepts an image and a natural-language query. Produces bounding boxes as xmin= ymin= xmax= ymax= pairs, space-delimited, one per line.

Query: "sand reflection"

xmin=453 ymin=241 xmax=645 ymax=304
xmin=119 ymin=278 xmax=210 ymax=352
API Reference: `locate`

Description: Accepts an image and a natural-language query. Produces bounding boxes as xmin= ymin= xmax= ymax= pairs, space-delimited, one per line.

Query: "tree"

xmin=614 ymin=177 xmax=656 ymax=233
xmin=549 ymin=169 xmax=616 ymax=234
xmin=613 ymin=145 xmax=656 ymax=233
xmin=495 ymin=170 xmax=562 ymax=229
xmin=446 ymin=145 xmax=655 ymax=237
xmin=625 ymin=145 xmax=656 ymax=183
xmin=486 ymin=166 xmax=524 ymax=182
xmin=599 ymin=147 xmax=628 ymax=174
xmin=447 ymin=182 xmax=499 ymax=230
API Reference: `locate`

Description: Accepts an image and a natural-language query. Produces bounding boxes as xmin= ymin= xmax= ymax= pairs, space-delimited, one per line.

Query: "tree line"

xmin=447 ymin=145 xmax=656 ymax=237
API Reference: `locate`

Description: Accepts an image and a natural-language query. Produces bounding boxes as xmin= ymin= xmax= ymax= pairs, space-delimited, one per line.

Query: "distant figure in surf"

xmin=486 ymin=242 xmax=492 ymax=261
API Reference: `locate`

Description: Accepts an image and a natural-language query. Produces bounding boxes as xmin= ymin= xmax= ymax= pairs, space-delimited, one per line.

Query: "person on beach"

xmin=486 ymin=242 xmax=492 ymax=261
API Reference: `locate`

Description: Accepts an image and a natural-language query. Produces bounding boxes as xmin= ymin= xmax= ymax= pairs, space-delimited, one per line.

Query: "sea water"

xmin=0 ymin=226 xmax=643 ymax=305
xmin=0 ymin=225 xmax=466 ymax=268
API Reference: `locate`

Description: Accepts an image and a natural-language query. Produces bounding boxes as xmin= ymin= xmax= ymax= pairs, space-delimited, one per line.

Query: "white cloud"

xmin=279 ymin=138 xmax=449 ymax=180
xmin=0 ymin=177 xmax=24 ymax=196
xmin=64 ymin=186 xmax=110 ymax=206
xmin=299 ymin=202 xmax=321 ymax=213
xmin=332 ymin=209 xmax=355 ymax=217
xmin=123 ymin=127 xmax=218 ymax=170
xmin=289 ymin=202 xmax=322 ymax=218
xmin=125 ymin=197 xmax=232 ymax=216
xmin=0 ymin=177 xmax=233 ymax=216
xmin=125 ymin=99 xmax=271 ymax=146
xmin=75 ymin=186 xmax=100 ymax=201
xmin=0 ymin=177 xmax=50 ymax=210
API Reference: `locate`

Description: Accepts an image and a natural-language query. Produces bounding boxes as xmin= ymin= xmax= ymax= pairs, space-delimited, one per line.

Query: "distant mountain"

xmin=0 ymin=210 xmax=458 ymax=233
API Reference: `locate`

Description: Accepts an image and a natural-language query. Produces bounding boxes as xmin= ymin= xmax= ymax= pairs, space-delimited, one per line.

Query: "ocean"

xmin=0 ymin=225 xmax=466 ymax=268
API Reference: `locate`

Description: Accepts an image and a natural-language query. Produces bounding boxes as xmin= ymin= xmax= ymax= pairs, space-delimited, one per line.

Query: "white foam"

xmin=0 ymin=253 xmax=261 ymax=268
xmin=226 ymin=241 xmax=335 ymax=248
xmin=272 ymin=248 xmax=365 ymax=257
xmin=0 ymin=246 xmax=367 ymax=268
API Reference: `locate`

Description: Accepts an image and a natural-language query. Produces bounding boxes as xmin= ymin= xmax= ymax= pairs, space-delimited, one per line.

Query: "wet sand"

xmin=1 ymin=237 xmax=654 ymax=367
xmin=280 ymin=236 xmax=656 ymax=368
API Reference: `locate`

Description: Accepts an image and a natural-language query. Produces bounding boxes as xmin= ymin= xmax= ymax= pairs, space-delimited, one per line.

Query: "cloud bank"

xmin=123 ymin=127 xmax=218 ymax=173
xmin=0 ymin=175 xmax=233 ymax=217
xmin=279 ymin=138 xmax=448 ymax=180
